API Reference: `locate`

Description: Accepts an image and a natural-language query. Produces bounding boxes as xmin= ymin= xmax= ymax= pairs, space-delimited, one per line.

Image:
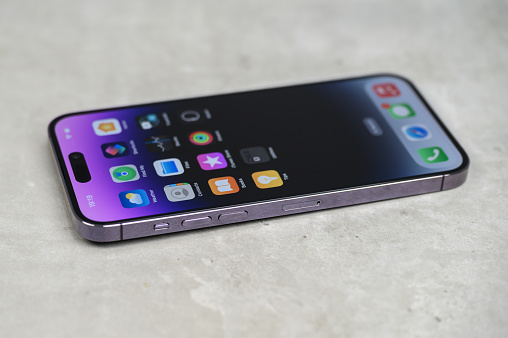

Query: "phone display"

xmin=49 ymin=74 xmax=468 ymax=241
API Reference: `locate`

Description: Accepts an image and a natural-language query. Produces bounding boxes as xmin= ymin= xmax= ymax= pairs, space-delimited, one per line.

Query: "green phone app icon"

xmin=388 ymin=103 xmax=416 ymax=119
xmin=418 ymin=147 xmax=448 ymax=164
xmin=110 ymin=165 xmax=140 ymax=183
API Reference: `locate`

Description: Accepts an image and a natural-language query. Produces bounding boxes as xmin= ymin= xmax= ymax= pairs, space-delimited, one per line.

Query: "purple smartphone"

xmin=48 ymin=74 xmax=468 ymax=242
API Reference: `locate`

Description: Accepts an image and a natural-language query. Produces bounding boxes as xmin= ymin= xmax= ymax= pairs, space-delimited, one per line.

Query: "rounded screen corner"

xmin=48 ymin=113 xmax=70 ymax=134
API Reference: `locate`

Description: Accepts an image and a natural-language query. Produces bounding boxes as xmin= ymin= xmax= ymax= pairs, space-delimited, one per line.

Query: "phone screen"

xmin=50 ymin=75 xmax=466 ymax=224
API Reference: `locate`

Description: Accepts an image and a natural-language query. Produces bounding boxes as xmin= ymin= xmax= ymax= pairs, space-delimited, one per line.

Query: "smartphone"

xmin=48 ymin=74 xmax=469 ymax=242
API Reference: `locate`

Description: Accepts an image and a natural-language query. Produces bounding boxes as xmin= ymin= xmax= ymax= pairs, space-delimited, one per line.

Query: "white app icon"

xmin=164 ymin=183 xmax=195 ymax=202
xmin=92 ymin=118 xmax=122 ymax=136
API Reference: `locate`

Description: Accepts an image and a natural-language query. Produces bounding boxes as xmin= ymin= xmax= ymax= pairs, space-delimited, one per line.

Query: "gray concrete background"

xmin=1 ymin=0 xmax=507 ymax=337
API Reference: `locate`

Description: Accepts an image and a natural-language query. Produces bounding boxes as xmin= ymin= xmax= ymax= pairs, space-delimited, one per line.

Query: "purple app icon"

xmin=197 ymin=152 xmax=228 ymax=170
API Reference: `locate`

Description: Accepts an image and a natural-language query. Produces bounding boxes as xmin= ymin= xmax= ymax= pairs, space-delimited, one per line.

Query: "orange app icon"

xmin=252 ymin=170 xmax=283 ymax=189
xmin=92 ymin=118 xmax=122 ymax=136
xmin=208 ymin=176 xmax=240 ymax=195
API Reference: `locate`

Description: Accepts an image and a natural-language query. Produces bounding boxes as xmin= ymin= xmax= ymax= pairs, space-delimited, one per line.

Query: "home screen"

xmin=51 ymin=75 xmax=465 ymax=223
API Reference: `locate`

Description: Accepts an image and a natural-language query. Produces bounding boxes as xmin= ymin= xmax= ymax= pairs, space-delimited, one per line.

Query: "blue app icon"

xmin=402 ymin=124 xmax=431 ymax=141
xmin=119 ymin=189 xmax=150 ymax=208
xmin=153 ymin=158 xmax=184 ymax=176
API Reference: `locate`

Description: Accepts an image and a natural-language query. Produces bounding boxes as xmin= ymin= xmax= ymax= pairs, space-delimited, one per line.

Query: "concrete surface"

xmin=1 ymin=0 xmax=507 ymax=337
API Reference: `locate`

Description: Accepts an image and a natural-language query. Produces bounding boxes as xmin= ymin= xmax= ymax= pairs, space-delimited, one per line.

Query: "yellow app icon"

xmin=252 ymin=170 xmax=283 ymax=189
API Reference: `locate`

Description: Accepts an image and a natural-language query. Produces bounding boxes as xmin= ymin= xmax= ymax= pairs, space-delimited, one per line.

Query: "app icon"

xmin=402 ymin=124 xmax=431 ymax=141
xmin=92 ymin=118 xmax=122 ymax=136
xmin=252 ymin=170 xmax=283 ymax=189
xmin=153 ymin=158 xmax=184 ymax=176
xmin=144 ymin=135 xmax=174 ymax=153
xmin=119 ymin=189 xmax=150 ymax=208
xmin=197 ymin=152 xmax=228 ymax=170
xmin=164 ymin=183 xmax=195 ymax=202
xmin=136 ymin=113 xmax=170 ymax=130
xmin=101 ymin=142 xmax=130 ymax=158
xmin=387 ymin=103 xmax=416 ymax=119
xmin=418 ymin=147 xmax=448 ymax=164
xmin=189 ymin=131 xmax=213 ymax=145
xmin=240 ymin=147 xmax=270 ymax=164
xmin=373 ymin=83 xmax=400 ymax=97
xmin=180 ymin=110 xmax=201 ymax=122
xmin=208 ymin=176 xmax=240 ymax=195
xmin=110 ymin=165 xmax=140 ymax=183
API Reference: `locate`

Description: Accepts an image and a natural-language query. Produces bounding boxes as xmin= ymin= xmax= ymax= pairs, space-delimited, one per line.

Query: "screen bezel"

xmin=48 ymin=73 xmax=469 ymax=226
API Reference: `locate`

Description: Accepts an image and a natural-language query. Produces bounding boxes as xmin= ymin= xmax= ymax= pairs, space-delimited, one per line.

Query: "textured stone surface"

xmin=0 ymin=0 xmax=507 ymax=337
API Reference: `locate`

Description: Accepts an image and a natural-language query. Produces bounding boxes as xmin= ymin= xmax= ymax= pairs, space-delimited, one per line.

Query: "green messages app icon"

xmin=110 ymin=165 xmax=140 ymax=183
xmin=388 ymin=103 xmax=416 ymax=119
xmin=418 ymin=147 xmax=448 ymax=164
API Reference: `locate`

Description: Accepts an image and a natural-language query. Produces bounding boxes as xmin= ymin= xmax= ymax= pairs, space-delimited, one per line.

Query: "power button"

xmin=218 ymin=211 xmax=248 ymax=222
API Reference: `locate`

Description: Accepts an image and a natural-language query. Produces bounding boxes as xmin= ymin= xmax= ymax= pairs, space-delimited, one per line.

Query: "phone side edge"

xmin=121 ymin=175 xmax=444 ymax=240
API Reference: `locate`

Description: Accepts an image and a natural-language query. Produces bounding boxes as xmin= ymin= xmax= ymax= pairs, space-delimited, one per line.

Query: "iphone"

xmin=48 ymin=74 xmax=469 ymax=242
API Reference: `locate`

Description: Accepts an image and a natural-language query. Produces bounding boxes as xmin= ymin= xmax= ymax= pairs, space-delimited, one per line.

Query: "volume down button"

xmin=181 ymin=217 xmax=212 ymax=227
xmin=218 ymin=211 xmax=248 ymax=222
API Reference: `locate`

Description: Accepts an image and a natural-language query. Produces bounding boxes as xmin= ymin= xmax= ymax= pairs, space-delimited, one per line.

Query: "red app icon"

xmin=373 ymin=83 xmax=400 ymax=97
